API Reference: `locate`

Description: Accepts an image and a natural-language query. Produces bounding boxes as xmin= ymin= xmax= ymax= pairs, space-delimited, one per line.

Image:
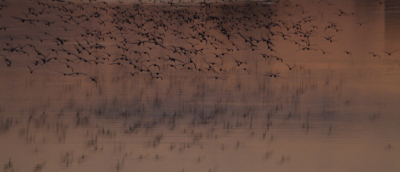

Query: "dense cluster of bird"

xmin=0 ymin=0 xmax=390 ymax=84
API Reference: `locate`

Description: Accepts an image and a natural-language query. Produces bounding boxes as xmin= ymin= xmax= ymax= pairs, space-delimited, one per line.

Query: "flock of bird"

xmin=0 ymin=0 xmax=391 ymax=84
xmin=1 ymin=0 xmax=398 ymax=171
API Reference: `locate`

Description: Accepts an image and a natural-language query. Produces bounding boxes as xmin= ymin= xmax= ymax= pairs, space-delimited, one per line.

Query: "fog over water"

xmin=0 ymin=0 xmax=399 ymax=171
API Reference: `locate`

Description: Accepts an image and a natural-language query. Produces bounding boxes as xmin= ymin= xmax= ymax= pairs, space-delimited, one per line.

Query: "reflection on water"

xmin=0 ymin=0 xmax=400 ymax=171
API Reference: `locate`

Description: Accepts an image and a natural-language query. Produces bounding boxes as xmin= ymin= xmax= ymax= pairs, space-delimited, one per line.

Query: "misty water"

xmin=0 ymin=0 xmax=400 ymax=171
